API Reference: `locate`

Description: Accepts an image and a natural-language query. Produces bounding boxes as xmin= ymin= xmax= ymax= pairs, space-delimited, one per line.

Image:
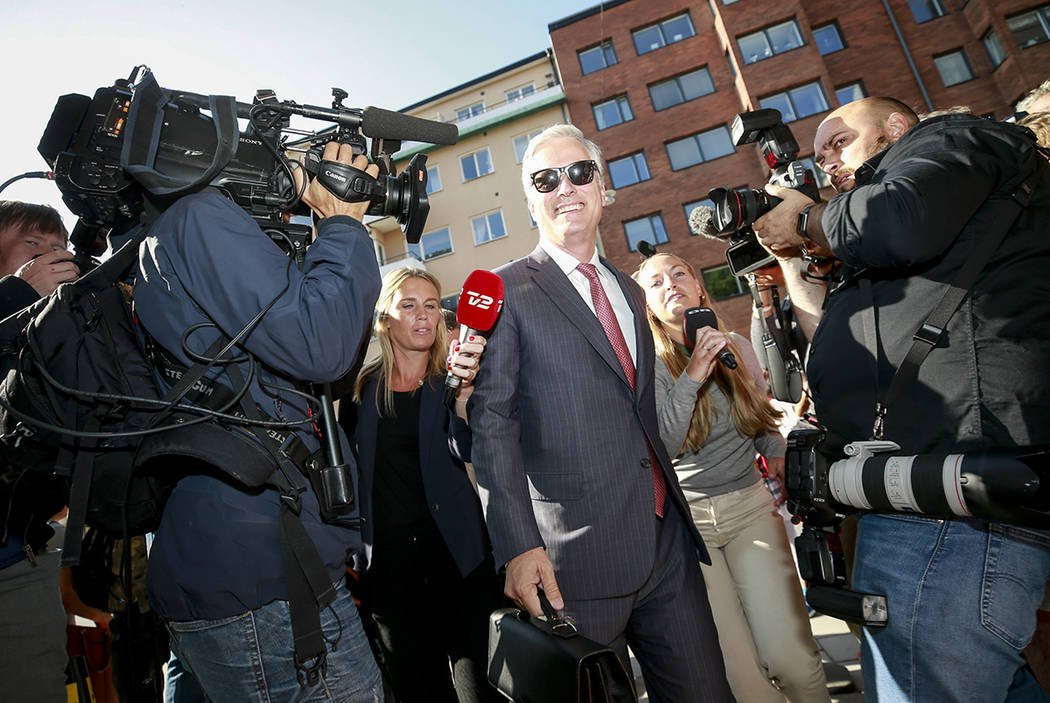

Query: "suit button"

xmin=640 ymin=458 xmax=651 ymax=468
xmin=433 ymin=503 xmax=440 ymax=512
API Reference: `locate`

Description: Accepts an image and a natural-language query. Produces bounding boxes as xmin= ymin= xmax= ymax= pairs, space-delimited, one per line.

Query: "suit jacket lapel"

xmin=606 ymin=257 xmax=653 ymax=399
xmin=527 ymin=246 xmax=633 ymax=392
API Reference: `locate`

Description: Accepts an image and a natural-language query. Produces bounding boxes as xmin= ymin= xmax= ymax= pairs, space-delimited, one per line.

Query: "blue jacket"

xmin=134 ymin=192 xmax=381 ymax=620
xmin=352 ymin=375 xmax=490 ymax=578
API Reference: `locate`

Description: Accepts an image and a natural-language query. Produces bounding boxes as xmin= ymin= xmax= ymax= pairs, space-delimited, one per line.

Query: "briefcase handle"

xmin=537 ymin=588 xmax=579 ymax=639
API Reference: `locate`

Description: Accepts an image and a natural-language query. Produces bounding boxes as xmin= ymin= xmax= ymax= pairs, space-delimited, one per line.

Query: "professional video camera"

xmin=784 ymin=424 xmax=1050 ymax=625
xmin=698 ymin=108 xmax=821 ymax=277
xmin=35 ymin=65 xmax=457 ymax=259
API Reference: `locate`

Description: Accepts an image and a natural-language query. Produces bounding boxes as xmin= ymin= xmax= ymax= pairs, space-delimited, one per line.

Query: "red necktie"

xmin=577 ymin=263 xmax=666 ymax=517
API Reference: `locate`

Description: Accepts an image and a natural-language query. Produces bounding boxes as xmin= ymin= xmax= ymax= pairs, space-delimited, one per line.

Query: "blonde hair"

xmin=354 ymin=267 xmax=447 ymax=416
xmin=634 ymin=254 xmax=781 ymax=454
xmin=1020 ymin=110 xmax=1050 ymax=150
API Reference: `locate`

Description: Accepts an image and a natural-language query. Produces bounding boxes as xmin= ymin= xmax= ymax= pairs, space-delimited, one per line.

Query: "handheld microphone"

xmin=445 ymin=270 xmax=504 ymax=407
xmin=683 ymin=307 xmax=738 ymax=369
xmin=688 ymin=206 xmax=721 ymax=240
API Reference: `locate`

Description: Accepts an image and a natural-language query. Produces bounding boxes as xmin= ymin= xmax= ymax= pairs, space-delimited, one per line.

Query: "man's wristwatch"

xmin=797 ymin=204 xmax=815 ymax=239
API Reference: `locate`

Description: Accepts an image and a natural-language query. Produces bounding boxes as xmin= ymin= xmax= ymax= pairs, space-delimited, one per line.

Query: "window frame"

xmin=648 ymin=66 xmax=716 ymax=111
xmin=834 ymin=81 xmax=867 ymax=106
xmin=425 ymin=165 xmax=442 ymax=195
xmin=812 ymin=21 xmax=846 ymax=55
xmin=408 ymin=227 xmax=454 ymax=262
xmin=701 ymin=263 xmax=748 ymax=301
xmin=513 ymin=129 xmax=543 ymax=163
xmin=982 ymin=29 xmax=1007 ymax=68
xmin=1007 ymin=4 xmax=1050 ymax=49
xmin=933 ymin=48 xmax=976 ymax=87
xmin=665 ymin=125 xmax=736 ymax=171
xmin=460 ymin=148 xmax=494 ymax=182
xmin=623 ymin=212 xmax=669 ymax=252
xmin=757 ymin=80 xmax=830 ymax=124
xmin=908 ymin=0 xmax=946 ymax=24
xmin=607 ymin=151 xmax=651 ymax=189
xmin=506 ymin=83 xmax=536 ymax=103
xmin=632 ymin=12 xmax=697 ymax=55
xmin=470 ymin=209 xmax=508 ymax=246
xmin=737 ymin=18 xmax=806 ymax=64
xmin=592 ymin=94 xmax=635 ymax=131
xmin=578 ymin=39 xmax=618 ymax=75
xmin=456 ymin=101 xmax=484 ymax=122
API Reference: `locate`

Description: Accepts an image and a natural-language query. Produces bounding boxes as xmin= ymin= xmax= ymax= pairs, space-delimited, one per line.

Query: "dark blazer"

xmin=352 ymin=374 xmax=490 ymax=578
xmin=469 ymin=246 xmax=708 ymax=602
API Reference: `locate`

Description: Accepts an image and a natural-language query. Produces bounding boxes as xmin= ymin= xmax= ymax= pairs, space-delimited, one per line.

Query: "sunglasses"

xmin=529 ymin=160 xmax=598 ymax=193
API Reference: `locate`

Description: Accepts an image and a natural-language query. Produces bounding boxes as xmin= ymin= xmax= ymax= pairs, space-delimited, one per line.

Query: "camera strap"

xmin=861 ymin=170 xmax=1039 ymax=440
xmin=121 ymin=70 xmax=240 ymax=197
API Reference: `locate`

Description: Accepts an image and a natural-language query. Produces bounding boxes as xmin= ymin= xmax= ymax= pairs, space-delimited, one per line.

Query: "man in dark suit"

xmin=469 ymin=125 xmax=733 ymax=702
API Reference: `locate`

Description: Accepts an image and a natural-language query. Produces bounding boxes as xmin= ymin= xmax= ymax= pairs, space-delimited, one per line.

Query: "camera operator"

xmin=0 ymin=201 xmax=78 ymax=703
xmin=751 ymin=96 xmax=1050 ymax=700
xmin=132 ymin=141 xmax=384 ymax=702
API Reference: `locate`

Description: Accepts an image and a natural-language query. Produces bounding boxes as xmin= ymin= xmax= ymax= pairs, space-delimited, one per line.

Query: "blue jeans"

xmin=852 ymin=513 xmax=1050 ymax=702
xmin=166 ymin=582 xmax=383 ymax=702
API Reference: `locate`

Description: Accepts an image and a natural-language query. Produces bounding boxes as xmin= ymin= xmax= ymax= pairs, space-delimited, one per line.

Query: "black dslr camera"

xmin=36 ymin=66 xmax=457 ymax=260
xmin=785 ymin=424 xmax=1050 ymax=625
xmin=706 ymin=109 xmax=821 ymax=276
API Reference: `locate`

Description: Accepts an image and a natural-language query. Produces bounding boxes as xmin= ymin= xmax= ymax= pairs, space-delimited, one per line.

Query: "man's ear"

xmin=886 ymin=112 xmax=912 ymax=142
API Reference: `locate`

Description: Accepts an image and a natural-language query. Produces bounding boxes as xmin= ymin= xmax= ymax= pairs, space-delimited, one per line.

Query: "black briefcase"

xmin=487 ymin=591 xmax=637 ymax=703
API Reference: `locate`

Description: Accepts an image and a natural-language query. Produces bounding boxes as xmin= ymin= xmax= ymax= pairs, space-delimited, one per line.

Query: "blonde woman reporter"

xmin=636 ymin=253 xmax=828 ymax=703
xmin=346 ymin=267 xmax=503 ymax=703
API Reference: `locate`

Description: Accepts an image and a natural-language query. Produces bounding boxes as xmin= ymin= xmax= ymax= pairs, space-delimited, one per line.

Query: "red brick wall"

xmin=549 ymin=0 xmax=1050 ymax=334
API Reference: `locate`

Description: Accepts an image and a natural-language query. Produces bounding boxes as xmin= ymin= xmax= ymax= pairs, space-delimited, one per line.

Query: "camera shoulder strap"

xmin=862 ymin=167 xmax=1039 ymax=440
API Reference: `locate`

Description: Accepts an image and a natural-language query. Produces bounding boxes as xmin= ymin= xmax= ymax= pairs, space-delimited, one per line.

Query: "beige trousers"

xmin=691 ymin=480 xmax=830 ymax=703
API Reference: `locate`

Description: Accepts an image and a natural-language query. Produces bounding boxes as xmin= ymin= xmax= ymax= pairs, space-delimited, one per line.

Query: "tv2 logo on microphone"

xmin=466 ymin=290 xmax=495 ymax=310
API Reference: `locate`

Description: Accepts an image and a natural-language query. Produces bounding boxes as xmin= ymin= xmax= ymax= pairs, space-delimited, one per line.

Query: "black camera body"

xmin=707 ymin=109 xmax=821 ymax=276
xmin=37 ymin=67 xmax=451 ymax=255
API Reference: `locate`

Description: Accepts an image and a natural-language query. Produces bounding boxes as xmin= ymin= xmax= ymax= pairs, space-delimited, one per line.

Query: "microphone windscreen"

xmin=457 ymin=270 xmax=504 ymax=331
xmin=688 ymin=206 xmax=721 ymax=240
xmin=361 ymin=106 xmax=459 ymax=145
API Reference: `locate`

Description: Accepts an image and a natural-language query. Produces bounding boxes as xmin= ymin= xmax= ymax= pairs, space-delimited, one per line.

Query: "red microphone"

xmin=445 ymin=270 xmax=504 ymax=406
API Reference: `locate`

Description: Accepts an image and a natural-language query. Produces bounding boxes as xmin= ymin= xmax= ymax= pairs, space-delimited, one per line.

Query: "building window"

xmin=649 ymin=67 xmax=716 ymax=111
xmin=835 ymin=81 xmax=867 ymax=106
xmin=592 ymin=95 xmax=634 ymax=130
xmin=797 ymin=156 xmax=832 ymax=189
xmin=513 ymin=129 xmax=543 ymax=163
xmin=909 ymin=0 xmax=945 ymax=23
xmin=702 ymin=264 xmax=748 ymax=300
xmin=758 ymin=81 xmax=829 ymax=123
xmin=578 ymin=40 xmax=618 ymax=75
xmin=633 ymin=12 xmax=696 ymax=54
xmin=934 ymin=49 xmax=975 ymax=87
xmin=738 ymin=19 xmax=805 ymax=64
xmin=1008 ymin=5 xmax=1050 ymax=48
xmin=666 ymin=126 xmax=735 ymax=170
xmin=506 ymin=83 xmax=535 ymax=103
xmin=471 ymin=210 xmax=507 ymax=245
xmin=683 ymin=198 xmax=714 ymax=231
xmin=607 ymin=152 xmax=651 ymax=189
xmin=624 ymin=214 xmax=669 ymax=252
xmin=407 ymin=227 xmax=453 ymax=261
xmin=425 ymin=166 xmax=442 ymax=195
xmin=983 ymin=29 xmax=1007 ymax=67
xmin=812 ymin=22 xmax=845 ymax=55
xmin=461 ymin=148 xmax=493 ymax=181
xmin=456 ymin=102 xmax=484 ymax=121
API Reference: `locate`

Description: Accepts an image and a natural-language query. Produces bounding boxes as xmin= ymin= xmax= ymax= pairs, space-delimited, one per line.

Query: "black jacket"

xmin=808 ymin=114 xmax=1050 ymax=454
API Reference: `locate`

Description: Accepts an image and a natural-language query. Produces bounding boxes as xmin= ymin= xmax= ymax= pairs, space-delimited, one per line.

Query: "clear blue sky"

xmin=1 ymin=0 xmax=606 ymax=230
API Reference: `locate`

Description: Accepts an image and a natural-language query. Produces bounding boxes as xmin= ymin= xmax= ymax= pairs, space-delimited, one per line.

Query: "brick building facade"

xmin=548 ymin=0 xmax=1050 ymax=333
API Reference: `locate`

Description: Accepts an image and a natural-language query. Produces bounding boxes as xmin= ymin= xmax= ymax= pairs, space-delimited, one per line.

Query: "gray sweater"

xmin=653 ymin=337 xmax=785 ymax=500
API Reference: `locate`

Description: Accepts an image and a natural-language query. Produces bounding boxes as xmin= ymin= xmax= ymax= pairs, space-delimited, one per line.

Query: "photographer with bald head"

xmin=753 ymin=97 xmax=1050 ymax=701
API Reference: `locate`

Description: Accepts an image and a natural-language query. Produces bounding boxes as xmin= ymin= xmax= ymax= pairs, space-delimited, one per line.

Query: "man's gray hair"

xmin=1017 ymin=79 xmax=1050 ymax=113
xmin=519 ymin=124 xmax=606 ymax=194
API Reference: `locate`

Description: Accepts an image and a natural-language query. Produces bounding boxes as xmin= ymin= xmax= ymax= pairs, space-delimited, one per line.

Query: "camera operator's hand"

xmin=15 ymin=250 xmax=79 ymax=297
xmin=296 ymin=141 xmax=379 ymax=222
xmin=685 ymin=326 xmax=728 ymax=384
xmin=753 ymin=185 xmax=823 ymax=259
